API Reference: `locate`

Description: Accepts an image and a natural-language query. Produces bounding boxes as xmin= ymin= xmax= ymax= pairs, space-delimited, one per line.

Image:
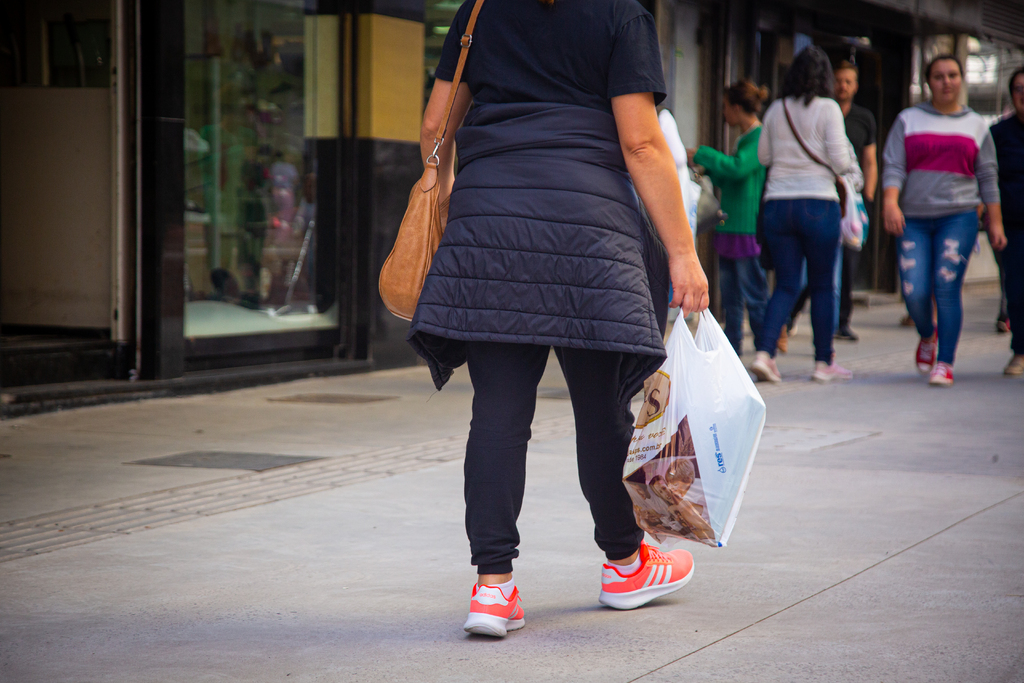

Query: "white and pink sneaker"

xmin=750 ymin=351 xmax=782 ymax=383
xmin=928 ymin=362 xmax=954 ymax=387
xmin=463 ymin=583 xmax=525 ymax=637
xmin=812 ymin=361 xmax=853 ymax=383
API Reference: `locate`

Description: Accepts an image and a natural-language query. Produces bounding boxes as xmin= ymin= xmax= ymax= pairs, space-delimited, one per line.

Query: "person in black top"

xmin=832 ymin=61 xmax=876 ymax=341
xmin=991 ymin=66 xmax=1024 ymax=375
xmin=412 ymin=0 xmax=708 ymax=636
xmin=833 ymin=61 xmax=876 ymax=340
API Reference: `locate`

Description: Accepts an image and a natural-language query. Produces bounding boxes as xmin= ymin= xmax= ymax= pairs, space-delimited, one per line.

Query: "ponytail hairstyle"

xmin=725 ymin=80 xmax=770 ymax=114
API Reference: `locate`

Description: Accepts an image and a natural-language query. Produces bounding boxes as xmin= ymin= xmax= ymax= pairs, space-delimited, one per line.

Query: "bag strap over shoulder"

xmin=427 ymin=0 xmax=487 ymax=167
xmin=781 ymin=99 xmax=837 ymax=179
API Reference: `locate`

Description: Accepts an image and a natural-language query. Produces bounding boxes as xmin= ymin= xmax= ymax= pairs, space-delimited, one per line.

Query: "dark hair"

xmin=725 ymin=80 xmax=770 ymax=114
xmin=925 ymin=54 xmax=964 ymax=81
xmin=782 ymin=46 xmax=835 ymax=105
xmin=834 ymin=60 xmax=859 ymax=77
xmin=1010 ymin=66 xmax=1024 ymax=96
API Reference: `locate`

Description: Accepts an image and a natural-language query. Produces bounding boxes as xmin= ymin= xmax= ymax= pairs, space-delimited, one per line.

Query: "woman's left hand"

xmin=686 ymin=148 xmax=698 ymax=163
xmin=669 ymin=251 xmax=709 ymax=316
xmin=988 ymin=220 xmax=1008 ymax=251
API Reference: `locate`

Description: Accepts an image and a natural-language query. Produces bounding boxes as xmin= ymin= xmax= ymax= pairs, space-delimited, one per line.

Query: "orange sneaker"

xmin=598 ymin=542 xmax=695 ymax=610
xmin=463 ymin=583 xmax=525 ymax=637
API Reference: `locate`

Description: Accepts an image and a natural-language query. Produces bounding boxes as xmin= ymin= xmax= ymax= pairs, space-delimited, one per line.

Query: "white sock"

xmin=482 ymin=577 xmax=516 ymax=596
xmin=611 ymin=556 xmax=642 ymax=575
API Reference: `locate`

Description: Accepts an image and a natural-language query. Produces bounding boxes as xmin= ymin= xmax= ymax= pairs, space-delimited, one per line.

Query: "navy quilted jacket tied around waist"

xmin=408 ymin=102 xmax=668 ymax=404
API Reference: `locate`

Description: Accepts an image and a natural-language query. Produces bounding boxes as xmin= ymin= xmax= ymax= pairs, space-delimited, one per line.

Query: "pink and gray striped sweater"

xmin=882 ymin=102 xmax=999 ymax=218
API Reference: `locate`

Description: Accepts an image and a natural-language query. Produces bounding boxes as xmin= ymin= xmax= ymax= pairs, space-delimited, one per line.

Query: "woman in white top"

xmin=751 ymin=46 xmax=857 ymax=384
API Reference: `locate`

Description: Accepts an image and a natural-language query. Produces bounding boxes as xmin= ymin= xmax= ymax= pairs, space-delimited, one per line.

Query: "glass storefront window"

xmin=183 ymin=0 xmax=336 ymax=338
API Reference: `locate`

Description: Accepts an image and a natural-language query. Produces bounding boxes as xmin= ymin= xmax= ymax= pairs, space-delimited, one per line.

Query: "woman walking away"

xmin=882 ymin=55 xmax=1006 ymax=387
xmin=688 ymin=81 xmax=769 ymax=357
xmin=991 ymin=66 xmax=1024 ymax=376
xmin=752 ymin=46 xmax=856 ymax=384
xmin=409 ymin=0 xmax=709 ymax=637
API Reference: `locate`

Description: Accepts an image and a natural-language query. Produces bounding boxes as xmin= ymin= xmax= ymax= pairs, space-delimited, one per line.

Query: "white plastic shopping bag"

xmin=624 ymin=310 xmax=766 ymax=547
xmin=658 ymin=109 xmax=700 ymax=248
xmin=839 ymin=176 xmax=868 ymax=251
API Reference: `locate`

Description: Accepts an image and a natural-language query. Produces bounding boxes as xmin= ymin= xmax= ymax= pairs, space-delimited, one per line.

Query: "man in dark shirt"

xmin=834 ymin=60 xmax=877 ymax=341
xmin=991 ymin=66 xmax=1024 ymax=375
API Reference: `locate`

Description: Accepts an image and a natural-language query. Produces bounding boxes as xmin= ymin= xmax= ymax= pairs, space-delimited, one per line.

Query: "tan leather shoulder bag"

xmin=378 ymin=0 xmax=486 ymax=321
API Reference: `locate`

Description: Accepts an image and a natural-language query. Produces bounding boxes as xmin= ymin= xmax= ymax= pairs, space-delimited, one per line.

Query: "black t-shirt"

xmin=435 ymin=0 xmax=666 ymax=115
xmin=843 ymin=103 xmax=876 ymax=161
xmin=991 ymin=115 xmax=1024 ymax=230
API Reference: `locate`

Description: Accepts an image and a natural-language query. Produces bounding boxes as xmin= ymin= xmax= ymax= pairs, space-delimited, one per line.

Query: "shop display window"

xmin=183 ymin=0 xmax=335 ymax=338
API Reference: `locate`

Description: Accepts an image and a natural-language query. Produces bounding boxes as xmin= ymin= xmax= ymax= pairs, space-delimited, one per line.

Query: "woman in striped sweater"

xmin=882 ymin=54 xmax=1007 ymax=387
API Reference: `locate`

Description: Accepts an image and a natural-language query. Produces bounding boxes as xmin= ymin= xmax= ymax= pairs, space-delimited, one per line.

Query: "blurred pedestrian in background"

xmin=751 ymin=46 xmax=856 ymax=384
xmin=990 ymin=66 xmax=1024 ymax=376
xmin=687 ymin=80 xmax=769 ymax=356
xmin=785 ymin=59 xmax=876 ymax=344
xmin=882 ymin=54 xmax=1006 ymax=387
xmin=832 ymin=60 xmax=877 ymax=341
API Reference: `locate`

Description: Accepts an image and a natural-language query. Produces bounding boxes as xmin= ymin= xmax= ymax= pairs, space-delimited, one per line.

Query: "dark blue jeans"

xmin=1001 ymin=229 xmax=1024 ymax=355
xmin=898 ymin=211 xmax=978 ymax=364
xmin=758 ymin=199 xmax=841 ymax=363
xmin=719 ymin=255 xmax=768 ymax=355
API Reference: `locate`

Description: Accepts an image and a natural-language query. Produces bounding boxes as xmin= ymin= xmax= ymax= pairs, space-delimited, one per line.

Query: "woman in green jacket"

xmin=688 ymin=80 xmax=770 ymax=355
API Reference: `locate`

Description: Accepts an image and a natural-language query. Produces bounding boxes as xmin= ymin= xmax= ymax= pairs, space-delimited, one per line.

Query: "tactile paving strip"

xmin=0 ymin=333 xmax=1006 ymax=563
xmin=0 ymin=414 xmax=576 ymax=563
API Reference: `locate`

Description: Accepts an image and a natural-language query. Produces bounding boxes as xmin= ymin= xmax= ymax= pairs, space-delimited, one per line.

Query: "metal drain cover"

xmin=267 ymin=394 xmax=398 ymax=404
xmin=128 ymin=452 xmax=323 ymax=471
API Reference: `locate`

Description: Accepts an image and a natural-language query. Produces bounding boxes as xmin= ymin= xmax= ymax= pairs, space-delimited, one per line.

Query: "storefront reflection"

xmin=183 ymin=0 xmax=335 ymax=338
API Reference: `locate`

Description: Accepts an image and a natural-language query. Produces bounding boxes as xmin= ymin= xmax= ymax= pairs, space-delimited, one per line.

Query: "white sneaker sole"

xmin=812 ymin=371 xmax=852 ymax=383
xmin=463 ymin=612 xmax=525 ymax=637
xmin=598 ymin=563 xmax=695 ymax=610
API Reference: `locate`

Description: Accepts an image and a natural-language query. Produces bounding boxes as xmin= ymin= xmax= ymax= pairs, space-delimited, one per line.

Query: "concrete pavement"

xmin=1 ymin=291 xmax=1022 ymax=682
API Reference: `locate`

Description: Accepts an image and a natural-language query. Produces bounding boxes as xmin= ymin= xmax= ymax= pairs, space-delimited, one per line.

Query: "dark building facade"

xmin=1 ymin=0 xmax=1022 ymax=413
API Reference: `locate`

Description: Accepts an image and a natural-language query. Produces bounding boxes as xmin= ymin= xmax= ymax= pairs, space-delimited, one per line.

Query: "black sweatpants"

xmin=465 ymin=341 xmax=644 ymax=575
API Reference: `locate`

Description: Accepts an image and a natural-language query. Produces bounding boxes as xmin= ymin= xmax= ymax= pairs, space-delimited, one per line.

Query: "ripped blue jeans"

xmin=898 ymin=211 xmax=978 ymax=365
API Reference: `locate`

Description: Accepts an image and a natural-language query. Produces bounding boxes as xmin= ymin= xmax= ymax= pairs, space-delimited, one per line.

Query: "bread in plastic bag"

xmin=624 ymin=310 xmax=766 ymax=547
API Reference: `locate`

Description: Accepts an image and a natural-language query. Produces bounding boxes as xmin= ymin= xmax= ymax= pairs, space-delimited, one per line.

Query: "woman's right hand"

xmin=883 ymin=201 xmax=905 ymax=237
xmin=669 ymin=251 xmax=709 ymax=316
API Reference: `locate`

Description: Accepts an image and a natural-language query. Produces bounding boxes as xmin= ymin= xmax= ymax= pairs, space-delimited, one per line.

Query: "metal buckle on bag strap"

xmin=426 ymin=138 xmax=442 ymax=167
xmin=460 ymin=33 xmax=472 ymax=48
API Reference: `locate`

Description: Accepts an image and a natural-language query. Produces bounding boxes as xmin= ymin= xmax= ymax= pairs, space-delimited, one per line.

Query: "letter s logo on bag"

xmin=635 ymin=371 xmax=670 ymax=429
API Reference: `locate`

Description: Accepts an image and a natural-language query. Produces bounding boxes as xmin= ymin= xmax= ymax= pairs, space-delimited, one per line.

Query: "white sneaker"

xmin=750 ymin=351 xmax=782 ymax=383
xmin=812 ymin=361 xmax=853 ymax=383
